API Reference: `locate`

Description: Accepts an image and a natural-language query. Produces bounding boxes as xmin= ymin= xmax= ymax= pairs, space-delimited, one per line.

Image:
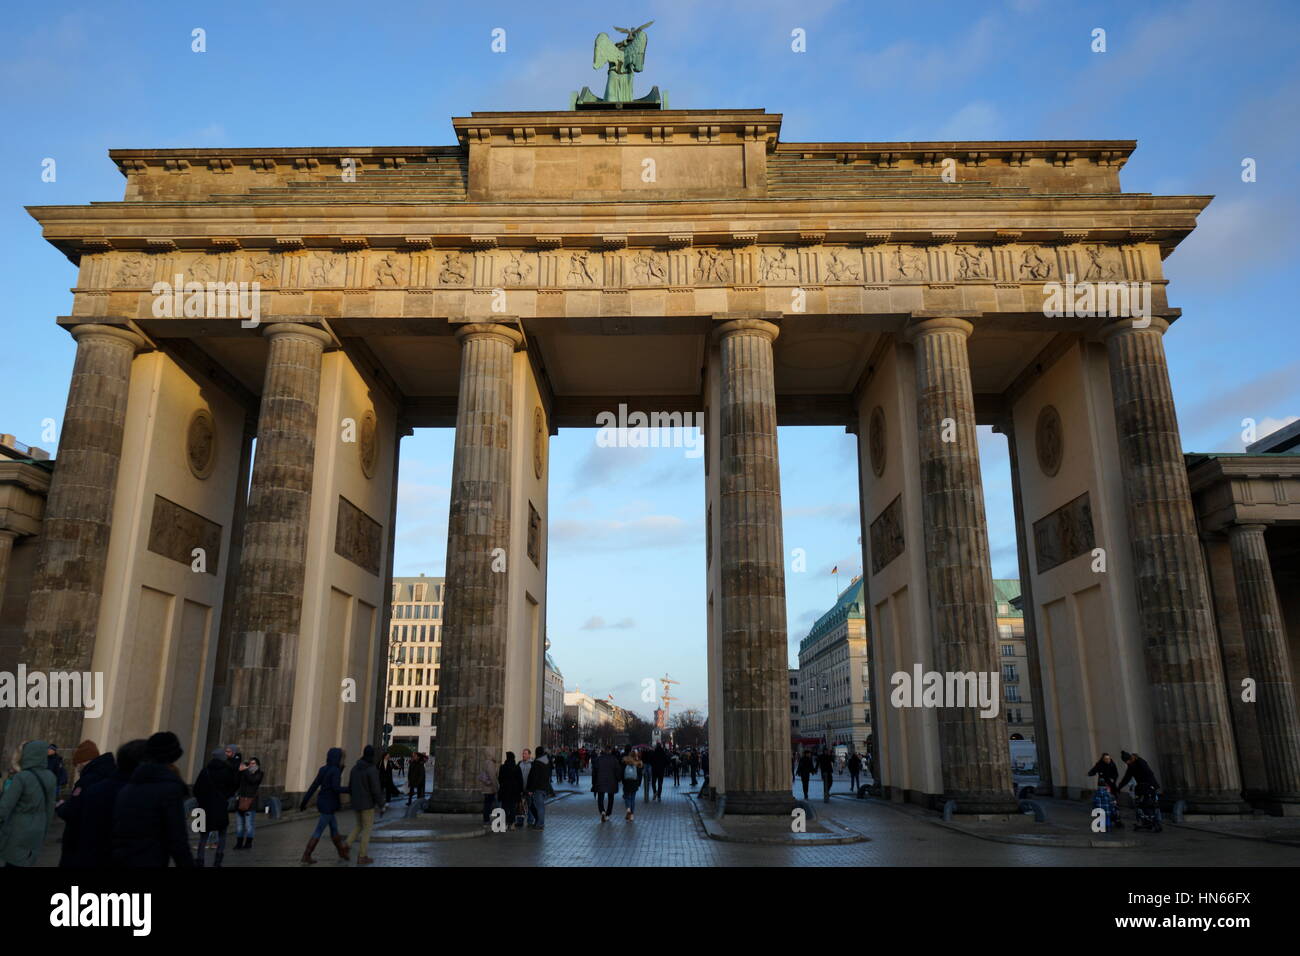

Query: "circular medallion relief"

xmin=186 ymin=408 xmax=216 ymax=480
xmin=533 ymin=407 xmax=546 ymax=479
xmin=1036 ymin=404 xmax=1063 ymax=477
xmin=868 ymin=406 xmax=886 ymax=478
xmin=359 ymin=409 xmax=378 ymax=479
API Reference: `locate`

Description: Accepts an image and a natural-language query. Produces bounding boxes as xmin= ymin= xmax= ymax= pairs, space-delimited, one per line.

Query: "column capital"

xmin=262 ymin=322 xmax=333 ymax=348
xmin=453 ymin=322 xmax=523 ymax=349
xmin=901 ymin=316 xmax=973 ymax=343
xmin=68 ymin=323 xmax=146 ymax=351
xmin=712 ymin=317 xmax=779 ymax=343
xmin=1099 ymin=316 xmax=1171 ymax=341
xmin=1228 ymin=521 xmax=1272 ymax=536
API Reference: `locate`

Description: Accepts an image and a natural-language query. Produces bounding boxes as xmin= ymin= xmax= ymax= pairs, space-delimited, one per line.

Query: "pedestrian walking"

xmin=193 ymin=748 xmax=238 ymax=866
xmin=299 ymin=747 xmax=349 ymax=864
xmin=526 ymin=746 xmax=553 ymax=829
xmin=650 ymin=744 xmax=668 ymax=800
xmin=112 ymin=731 xmax=193 ymax=868
xmin=1117 ymin=750 xmax=1163 ymax=832
xmin=234 ymin=756 xmax=263 ymax=849
xmin=591 ymin=747 xmax=620 ymax=822
xmin=345 ymin=745 xmax=383 ymax=864
xmin=796 ymin=751 xmax=813 ymax=800
xmin=497 ymin=752 xmax=524 ymax=830
xmin=689 ymin=749 xmax=699 ymax=787
xmin=817 ymin=749 xmax=835 ymax=802
xmin=56 ymin=740 xmax=114 ymax=868
xmin=621 ymin=749 xmax=643 ymax=821
xmin=0 ymin=740 xmax=58 ymax=867
xmin=79 ymin=739 xmax=147 ymax=867
xmin=847 ymin=752 xmax=862 ymax=794
xmin=406 ymin=753 xmax=426 ymax=805
xmin=378 ymin=749 xmax=400 ymax=814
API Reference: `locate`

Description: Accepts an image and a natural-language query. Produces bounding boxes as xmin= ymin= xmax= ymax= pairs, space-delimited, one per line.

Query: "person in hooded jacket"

xmin=344 ymin=744 xmax=383 ymax=864
xmin=111 ymin=732 xmax=193 ymax=868
xmin=234 ymin=756 xmax=263 ymax=849
xmin=497 ymin=752 xmax=523 ymax=830
xmin=300 ymin=747 xmax=349 ymax=864
xmin=620 ymin=748 xmax=643 ymax=822
xmin=56 ymin=740 xmax=115 ymax=868
xmin=591 ymin=746 xmax=621 ymax=822
xmin=193 ymin=748 xmax=239 ymax=866
xmin=0 ymin=740 xmax=58 ymax=867
xmin=77 ymin=739 xmax=147 ymax=868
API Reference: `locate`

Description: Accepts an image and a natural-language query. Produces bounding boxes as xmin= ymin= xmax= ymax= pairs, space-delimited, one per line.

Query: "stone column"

xmin=1226 ymin=523 xmax=1300 ymax=808
xmin=220 ymin=323 xmax=330 ymax=793
xmin=0 ymin=530 xmax=16 ymax=618
xmin=5 ymin=325 xmax=143 ymax=757
xmin=1103 ymin=317 xmax=1243 ymax=811
xmin=429 ymin=323 xmax=521 ymax=811
xmin=715 ymin=318 xmax=792 ymax=814
xmin=904 ymin=317 xmax=1017 ymax=813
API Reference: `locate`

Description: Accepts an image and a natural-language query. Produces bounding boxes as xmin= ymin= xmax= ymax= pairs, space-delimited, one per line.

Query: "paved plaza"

xmin=34 ymin=771 xmax=1299 ymax=868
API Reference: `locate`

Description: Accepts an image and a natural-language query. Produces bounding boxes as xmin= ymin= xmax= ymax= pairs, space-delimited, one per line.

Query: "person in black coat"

xmin=193 ymin=749 xmax=239 ymax=866
xmin=78 ymin=739 xmax=147 ymax=868
xmin=648 ymin=744 xmax=668 ymax=800
xmin=111 ymin=732 xmax=194 ymax=868
xmin=590 ymin=747 xmax=621 ymax=822
xmin=406 ymin=754 xmax=426 ymax=805
xmin=233 ymin=757 xmax=263 ymax=850
xmin=1116 ymin=751 xmax=1160 ymax=793
xmin=300 ymin=747 xmax=348 ymax=864
xmin=796 ymin=751 xmax=814 ymax=800
xmin=378 ymin=750 xmax=400 ymax=809
xmin=1087 ymin=753 xmax=1120 ymax=792
xmin=525 ymin=746 xmax=553 ymax=829
xmin=56 ymin=747 xmax=116 ymax=867
xmin=497 ymin=753 xmax=524 ymax=830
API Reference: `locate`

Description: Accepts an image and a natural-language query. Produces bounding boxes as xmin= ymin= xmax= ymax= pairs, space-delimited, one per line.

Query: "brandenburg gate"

xmin=9 ymin=104 xmax=1298 ymax=815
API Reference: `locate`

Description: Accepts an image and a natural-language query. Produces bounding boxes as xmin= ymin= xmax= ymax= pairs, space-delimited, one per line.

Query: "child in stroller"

xmin=1132 ymin=784 xmax=1163 ymax=832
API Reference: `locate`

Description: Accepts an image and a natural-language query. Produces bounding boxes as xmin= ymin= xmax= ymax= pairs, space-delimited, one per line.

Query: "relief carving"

xmin=438 ymin=252 xmax=469 ymax=285
xmin=335 ymin=496 xmax=382 ymax=575
xmin=502 ymin=252 xmax=534 ymax=285
xmin=307 ymin=252 xmax=345 ymax=286
xmin=630 ymin=250 xmax=666 ymax=284
xmin=824 ymin=248 xmax=862 ymax=282
xmin=1018 ymin=245 xmax=1053 ymax=280
xmin=566 ymin=252 xmax=597 ymax=285
xmin=1033 ymin=491 xmax=1095 ymax=573
xmin=1082 ymin=243 xmax=1121 ymax=280
xmin=147 ymin=495 xmax=221 ymax=574
xmin=186 ymin=408 xmax=217 ymax=480
xmin=373 ymin=253 xmax=408 ymax=287
xmin=758 ymin=247 xmax=797 ymax=283
xmin=694 ymin=248 xmax=732 ymax=284
xmin=869 ymin=494 xmax=905 ymax=574
xmin=954 ymin=245 xmax=990 ymax=279
xmin=892 ymin=245 xmax=926 ymax=279
xmin=114 ymin=254 xmax=153 ymax=287
xmin=249 ymin=252 xmax=280 ymax=283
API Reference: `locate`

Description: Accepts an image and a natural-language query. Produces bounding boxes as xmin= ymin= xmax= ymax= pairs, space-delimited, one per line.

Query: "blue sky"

xmin=2 ymin=1 xmax=1297 ymax=717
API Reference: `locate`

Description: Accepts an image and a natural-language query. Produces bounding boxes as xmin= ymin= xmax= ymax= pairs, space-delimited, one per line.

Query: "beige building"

xmin=8 ymin=101 xmax=1299 ymax=816
xmin=384 ymin=575 xmax=443 ymax=755
xmin=797 ymin=579 xmax=871 ymax=754
xmin=543 ymin=649 xmax=564 ymax=739
xmin=994 ymin=579 xmax=1036 ymax=743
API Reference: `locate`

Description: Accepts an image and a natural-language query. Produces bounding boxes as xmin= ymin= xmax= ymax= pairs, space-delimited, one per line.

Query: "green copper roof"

xmin=799 ymin=578 xmax=865 ymax=652
xmin=992 ymin=579 xmax=1023 ymax=618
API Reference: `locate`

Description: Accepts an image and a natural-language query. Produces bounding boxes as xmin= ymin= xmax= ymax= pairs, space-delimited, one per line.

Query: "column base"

xmin=940 ymin=790 xmax=1022 ymax=815
xmin=424 ymin=790 xmax=485 ymax=814
xmin=1174 ymin=791 xmax=1252 ymax=815
xmin=722 ymin=790 xmax=798 ymax=815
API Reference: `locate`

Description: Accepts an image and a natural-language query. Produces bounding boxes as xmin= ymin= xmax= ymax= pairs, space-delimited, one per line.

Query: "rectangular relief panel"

xmin=869 ymin=495 xmax=905 ymax=574
xmin=1033 ymin=491 xmax=1095 ymax=573
xmin=147 ymin=495 xmax=221 ymax=574
xmin=334 ymin=496 xmax=383 ymax=575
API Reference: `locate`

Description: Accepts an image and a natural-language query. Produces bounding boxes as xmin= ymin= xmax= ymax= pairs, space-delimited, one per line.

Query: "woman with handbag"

xmin=234 ymin=757 xmax=263 ymax=850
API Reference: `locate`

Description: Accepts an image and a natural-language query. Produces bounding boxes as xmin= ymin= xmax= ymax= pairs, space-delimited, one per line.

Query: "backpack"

xmin=623 ymin=763 xmax=638 ymax=781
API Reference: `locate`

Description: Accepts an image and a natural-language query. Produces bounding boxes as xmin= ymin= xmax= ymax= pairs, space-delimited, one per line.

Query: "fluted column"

xmin=1103 ymin=317 xmax=1243 ymax=811
xmin=715 ymin=318 xmax=792 ymax=814
xmin=0 ymin=530 xmax=16 ymax=618
xmin=429 ymin=323 xmax=521 ymax=811
xmin=1227 ymin=523 xmax=1300 ymax=806
xmin=6 ymin=325 xmax=143 ymax=757
xmin=904 ymin=317 xmax=1016 ymax=813
xmin=220 ymin=323 xmax=330 ymax=793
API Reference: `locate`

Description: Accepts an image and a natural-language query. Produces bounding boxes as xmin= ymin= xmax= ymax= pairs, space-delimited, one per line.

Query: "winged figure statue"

xmin=572 ymin=20 xmax=664 ymax=108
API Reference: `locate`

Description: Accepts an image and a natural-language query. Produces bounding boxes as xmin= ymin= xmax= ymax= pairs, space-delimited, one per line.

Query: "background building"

xmin=543 ymin=645 xmax=564 ymax=743
xmin=994 ymin=579 xmax=1037 ymax=748
xmin=384 ymin=575 xmax=444 ymax=755
xmin=796 ymin=578 xmax=871 ymax=755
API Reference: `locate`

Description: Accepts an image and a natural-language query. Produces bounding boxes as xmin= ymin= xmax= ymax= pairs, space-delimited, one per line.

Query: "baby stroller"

xmin=1132 ymin=784 xmax=1163 ymax=832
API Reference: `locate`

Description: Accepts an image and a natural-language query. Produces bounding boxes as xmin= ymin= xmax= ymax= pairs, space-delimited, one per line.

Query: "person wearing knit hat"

xmin=56 ymin=740 xmax=116 ymax=867
xmin=72 ymin=740 xmax=99 ymax=767
xmin=145 ymin=731 xmax=183 ymax=766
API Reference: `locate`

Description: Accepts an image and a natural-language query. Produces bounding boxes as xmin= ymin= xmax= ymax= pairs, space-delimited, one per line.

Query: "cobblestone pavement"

xmin=155 ymin=771 xmax=1297 ymax=867
xmin=33 ymin=770 xmax=1300 ymax=867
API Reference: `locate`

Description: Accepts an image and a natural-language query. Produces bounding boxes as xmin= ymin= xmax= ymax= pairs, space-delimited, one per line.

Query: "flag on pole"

xmin=831 ymin=565 xmax=838 ymax=574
